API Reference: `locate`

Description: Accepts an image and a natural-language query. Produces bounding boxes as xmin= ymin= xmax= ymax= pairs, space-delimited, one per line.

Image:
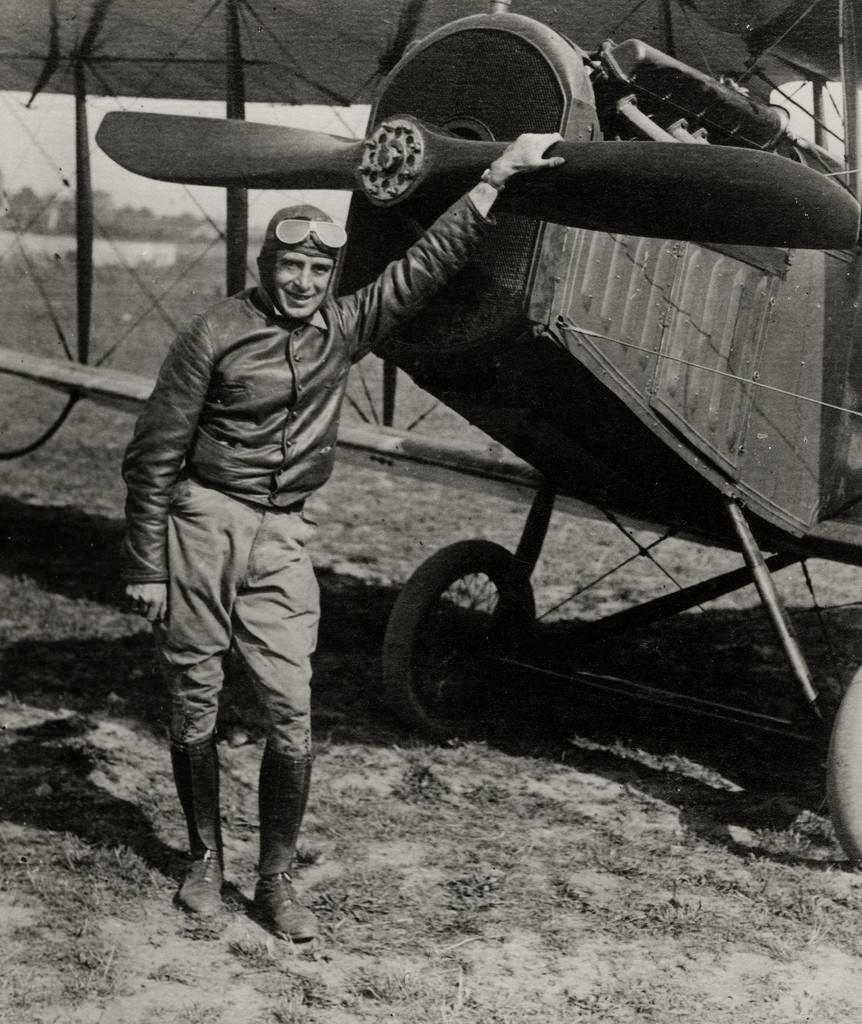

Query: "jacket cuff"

xmin=464 ymin=192 xmax=498 ymax=225
xmin=120 ymin=536 xmax=168 ymax=583
xmin=122 ymin=570 xmax=169 ymax=584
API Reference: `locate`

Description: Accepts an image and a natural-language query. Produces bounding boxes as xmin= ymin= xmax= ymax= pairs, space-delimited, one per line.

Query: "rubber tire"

xmin=827 ymin=666 xmax=862 ymax=863
xmin=382 ymin=539 xmax=535 ymax=740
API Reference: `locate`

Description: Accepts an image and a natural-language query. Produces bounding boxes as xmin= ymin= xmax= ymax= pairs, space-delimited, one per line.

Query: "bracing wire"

xmin=800 ymin=559 xmax=848 ymax=691
xmin=0 ymin=193 xmax=74 ymax=362
xmin=94 ymin=230 xmax=225 ymax=368
xmin=607 ymin=0 xmax=652 ymax=40
xmin=406 ymin=401 xmax=441 ymax=433
xmin=343 ymin=392 xmax=372 ymax=424
xmin=754 ymin=67 xmax=846 ymax=150
xmin=355 ymin=363 xmax=381 ymax=426
xmin=238 ymin=0 xmax=350 ymax=106
xmin=535 ymin=536 xmax=671 ymax=622
xmin=239 ymin=0 xmax=358 ymax=135
xmin=0 ymin=92 xmax=74 ymax=196
xmin=134 ymin=0 xmax=224 ymax=100
xmin=0 ymin=395 xmax=79 ymax=461
xmin=83 ymin=63 xmax=227 ymax=242
xmin=739 ymin=0 xmax=829 ymax=85
xmin=676 ymin=2 xmax=715 ymax=78
xmin=603 ymin=509 xmax=688 ymax=597
xmin=555 ymin=317 xmax=862 ymax=422
xmin=79 ymin=58 xmax=253 ymax=369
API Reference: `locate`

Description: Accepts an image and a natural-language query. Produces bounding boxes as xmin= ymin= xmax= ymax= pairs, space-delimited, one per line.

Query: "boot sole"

xmin=251 ymin=902 xmax=318 ymax=942
xmin=176 ymin=896 xmax=224 ymax=916
xmin=272 ymin=926 xmax=318 ymax=943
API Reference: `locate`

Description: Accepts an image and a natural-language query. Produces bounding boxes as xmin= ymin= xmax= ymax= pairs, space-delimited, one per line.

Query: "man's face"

xmin=272 ymin=249 xmax=335 ymax=319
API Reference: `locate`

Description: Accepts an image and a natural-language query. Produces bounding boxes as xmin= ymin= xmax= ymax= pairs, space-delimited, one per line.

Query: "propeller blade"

xmin=96 ymin=112 xmax=363 ymax=190
xmin=395 ymin=126 xmax=859 ymax=249
xmin=499 ymin=141 xmax=861 ymax=250
xmin=97 ymin=111 xmax=860 ymax=250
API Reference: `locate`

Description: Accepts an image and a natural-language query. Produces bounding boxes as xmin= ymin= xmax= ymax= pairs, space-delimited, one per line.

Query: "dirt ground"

xmin=5 ymin=326 xmax=862 ymax=1020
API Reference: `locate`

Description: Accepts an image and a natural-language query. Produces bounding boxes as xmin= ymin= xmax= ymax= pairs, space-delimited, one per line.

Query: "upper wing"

xmin=0 ymin=1 xmax=849 ymax=108
xmin=0 ymin=0 xmax=462 ymax=105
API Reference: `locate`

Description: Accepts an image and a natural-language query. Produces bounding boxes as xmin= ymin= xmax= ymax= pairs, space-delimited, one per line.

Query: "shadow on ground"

xmin=1 ymin=495 xmax=856 ymax=867
xmin=0 ymin=495 xmax=125 ymax=606
xmin=0 ymin=714 xmax=181 ymax=877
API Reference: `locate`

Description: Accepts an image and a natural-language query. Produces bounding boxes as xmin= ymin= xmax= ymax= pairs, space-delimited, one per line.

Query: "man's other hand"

xmin=126 ymin=581 xmax=168 ymax=623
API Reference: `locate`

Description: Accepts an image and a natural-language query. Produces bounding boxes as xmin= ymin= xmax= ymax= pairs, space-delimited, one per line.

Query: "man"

xmin=122 ymin=132 xmax=564 ymax=941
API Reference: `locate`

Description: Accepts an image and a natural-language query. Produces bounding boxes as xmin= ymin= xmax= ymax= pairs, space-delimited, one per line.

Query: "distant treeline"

xmin=1 ymin=187 xmax=219 ymax=242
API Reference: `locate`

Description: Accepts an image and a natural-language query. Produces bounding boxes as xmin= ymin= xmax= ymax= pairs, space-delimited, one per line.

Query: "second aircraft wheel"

xmin=382 ymin=539 xmax=535 ymax=740
xmin=827 ymin=665 xmax=862 ymax=863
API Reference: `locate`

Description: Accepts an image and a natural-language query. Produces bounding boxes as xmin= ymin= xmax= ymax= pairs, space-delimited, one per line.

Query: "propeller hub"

xmin=359 ymin=116 xmax=425 ymax=203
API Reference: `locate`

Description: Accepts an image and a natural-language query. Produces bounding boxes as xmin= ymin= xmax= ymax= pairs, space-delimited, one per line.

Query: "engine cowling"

xmin=337 ymin=12 xmax=598 ymax=380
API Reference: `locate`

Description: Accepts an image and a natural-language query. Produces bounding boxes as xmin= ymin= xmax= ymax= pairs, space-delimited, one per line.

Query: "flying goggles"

xmin=274 ymin=219 xmax=347 ymax=249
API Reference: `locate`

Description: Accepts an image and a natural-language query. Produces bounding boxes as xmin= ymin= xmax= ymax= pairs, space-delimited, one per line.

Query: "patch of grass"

xmin=181 ymin=917 xmax=227 ymax=942
xmin=350 ymin=964 xmax=463 ymax=1022
xmin=229 ymin=933 xmax=284 ymax=970
xmin=461 ymin=780 xmax=511 ymax=807
xmin=248 ymin=970 xmax=340 ymax=1021
xmin=444 ymin=866 xmax=507 ymax=934
xmin=173 ymin=1005 xmax=215 ymax=1024
xmin=312 ymin=865 xmax=417 ymax=950
xmin=1 ymin=932 xmax=68 ymax=1011
xmin=34 ymin=842 xmax=163 ymax=924
xmin=64 ymin=936 xmax=125 ymax=1001
xmin=392 ymin=759 xmax=452 ymax=802
xmin=5 ymin=924 xmax=128 ymax=1008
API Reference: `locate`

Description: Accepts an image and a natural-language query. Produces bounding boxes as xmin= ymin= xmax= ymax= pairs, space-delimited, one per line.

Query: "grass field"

xmin=4 ymin=260 xmax=862 ymax=1022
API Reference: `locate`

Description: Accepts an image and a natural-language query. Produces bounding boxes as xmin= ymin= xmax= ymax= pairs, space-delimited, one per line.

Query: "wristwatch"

xmin=481 ymin=167 xmax=507 ymax=191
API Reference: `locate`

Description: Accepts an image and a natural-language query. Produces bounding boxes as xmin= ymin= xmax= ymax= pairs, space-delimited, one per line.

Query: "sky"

xmin=0 ymin=91 xmax=370 ymax=230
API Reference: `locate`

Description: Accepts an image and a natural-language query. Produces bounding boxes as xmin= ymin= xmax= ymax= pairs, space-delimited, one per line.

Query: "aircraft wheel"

xmin=827 ymin=667 xmax=862 ymax=863
xmin=382 ymin=539 xmax=535 ymax=740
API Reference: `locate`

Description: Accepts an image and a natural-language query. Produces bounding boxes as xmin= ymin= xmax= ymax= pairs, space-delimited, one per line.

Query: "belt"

xmin=269 ymin=498 xmax=306 ymax=514
xmin=186 ymin=472 xmax=305 ymax=515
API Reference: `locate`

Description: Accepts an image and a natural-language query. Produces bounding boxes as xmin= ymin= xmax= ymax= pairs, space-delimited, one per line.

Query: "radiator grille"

xmin=340 ymin=27 xmax=568 ymax=362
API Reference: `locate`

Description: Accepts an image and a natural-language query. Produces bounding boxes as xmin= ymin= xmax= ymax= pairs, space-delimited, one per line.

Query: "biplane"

xmin=4 ymin=0 xmax=862 ymax=859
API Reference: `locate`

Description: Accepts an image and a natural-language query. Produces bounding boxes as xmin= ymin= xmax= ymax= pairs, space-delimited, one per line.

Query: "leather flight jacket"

xmin=122 ymin=194 xmax=493 ymax=582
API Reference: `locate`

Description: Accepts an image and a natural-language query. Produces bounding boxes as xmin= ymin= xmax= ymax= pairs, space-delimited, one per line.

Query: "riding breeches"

xmin=154 ymin=477 xmax=320 ymax=758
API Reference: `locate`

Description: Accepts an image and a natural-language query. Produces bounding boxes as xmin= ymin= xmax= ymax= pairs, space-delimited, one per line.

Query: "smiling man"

xmin=264 ymin=207 xmax=341 ymax=319
xmin=120 ymin=132 xmax=564 ymax=941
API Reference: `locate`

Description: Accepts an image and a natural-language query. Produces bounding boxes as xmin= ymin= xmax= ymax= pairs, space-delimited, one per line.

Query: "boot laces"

xmin=192 ymin=849 xmax=219 ymax=882
xmin=265 ymin=872 xmax=299 ymax=905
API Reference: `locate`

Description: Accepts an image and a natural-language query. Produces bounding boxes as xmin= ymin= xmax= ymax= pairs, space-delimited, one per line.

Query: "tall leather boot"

xmin=171 ymin=737 xmax=224 ymax=915
xmin=253 ymin=746 xmax=318 ymax=941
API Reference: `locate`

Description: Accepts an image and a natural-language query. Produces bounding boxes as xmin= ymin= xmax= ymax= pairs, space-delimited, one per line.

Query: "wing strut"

xmin=74 ymin=57 xmax=93 ymax=365
xmin=840 ymin=0 xmax=862 ymax=204
xmin=725 ymin=499 xmax=823 ymax=723
xmin=225 ymin=0 xmax=248 ymax=297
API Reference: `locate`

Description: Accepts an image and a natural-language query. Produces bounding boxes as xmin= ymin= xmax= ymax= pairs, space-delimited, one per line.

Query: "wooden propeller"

xmin=96 ymin=111 xmax=860 ymax=250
